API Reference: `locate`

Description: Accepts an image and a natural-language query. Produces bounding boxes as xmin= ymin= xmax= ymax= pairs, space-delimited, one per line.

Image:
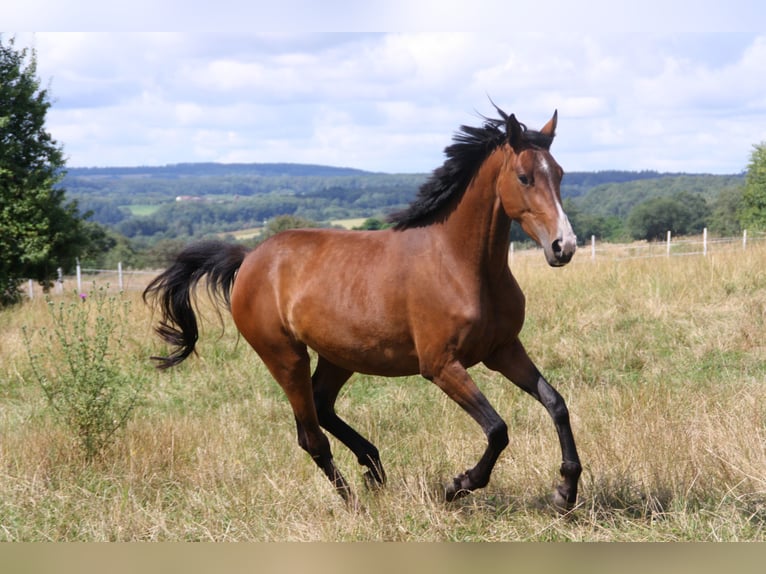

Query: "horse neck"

xmin=439 ymin=148 xmax=513 ymax=276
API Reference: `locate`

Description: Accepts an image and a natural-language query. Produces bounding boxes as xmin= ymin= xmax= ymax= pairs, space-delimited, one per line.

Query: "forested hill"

xmin=62 ymin=163 xmax=744 ymax=247
xmin=573 ymin=173 xmax=745 ymax=217
xmin=65 ymin=163 xmax=667 ymax=184
xmin=66 ymin=162 xmax=371 ymax=179
xmin=65 ymin=163 xmax=741 ymax=203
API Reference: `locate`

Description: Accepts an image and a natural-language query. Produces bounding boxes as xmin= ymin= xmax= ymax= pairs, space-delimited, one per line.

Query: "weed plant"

xmin=22 ymin=286 xmax=146 ymax=462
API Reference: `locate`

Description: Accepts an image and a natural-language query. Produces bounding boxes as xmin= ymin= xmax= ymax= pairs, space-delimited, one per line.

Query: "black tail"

xmin=143 ymin=240 xmax=249 ymax=369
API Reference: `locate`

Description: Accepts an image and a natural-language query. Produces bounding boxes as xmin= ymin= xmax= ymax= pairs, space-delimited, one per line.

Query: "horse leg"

xmin=484 ymin=339 xmax=582 ymax=512
xmin=312 ymin=356 xmax=386 ymax=488
xmin=258 ymin=343 xmax=354 ymax=505
xmin=428 ymin=360 xmax=509 ymax=501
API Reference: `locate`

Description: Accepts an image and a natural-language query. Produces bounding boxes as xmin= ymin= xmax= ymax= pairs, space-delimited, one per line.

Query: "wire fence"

xmin=508 ymin=228 xmax=765 ymax=266
xmin=23 ymin=228 xmax=766 ymax=299
xmin=24 ymin=264 xmax=157 ymax=299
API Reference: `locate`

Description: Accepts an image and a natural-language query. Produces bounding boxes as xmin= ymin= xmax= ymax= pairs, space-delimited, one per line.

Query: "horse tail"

xmin=143 ymin=240 xmax=249 ymax=369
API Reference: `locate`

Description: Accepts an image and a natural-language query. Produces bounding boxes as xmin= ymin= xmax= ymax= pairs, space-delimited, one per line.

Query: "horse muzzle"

xmin=546 ymin=235 xmax=576 ymax=267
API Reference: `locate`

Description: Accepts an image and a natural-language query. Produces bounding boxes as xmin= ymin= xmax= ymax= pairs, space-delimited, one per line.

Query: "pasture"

xmin=0 ymin=243 xmax=764 ymax=541
xmin=124 ymin=204 xmax=161 ymax=217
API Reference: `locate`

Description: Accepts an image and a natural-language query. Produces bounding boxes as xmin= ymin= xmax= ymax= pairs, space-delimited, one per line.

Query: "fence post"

xmin=590 ymin=235 xmax=595 ymax=260
xmin=76 ymin=259 xmax=82 ymax=293
xmin=743 ymin=229 xmax=747 ymax=250
xmin=28 ymin=279 xmax=34 ymax=300
xmin=703 ymin=227 xmax=708 ymax=256
xmin=666 ymin=230 xmax=672 ymax=257
xmin=118 ymin=261 xmax=124 ymax=291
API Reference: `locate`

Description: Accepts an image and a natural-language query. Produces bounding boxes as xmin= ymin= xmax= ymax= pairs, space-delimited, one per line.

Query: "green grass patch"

xmin=125 ymin=204 xmax=161 ymax=216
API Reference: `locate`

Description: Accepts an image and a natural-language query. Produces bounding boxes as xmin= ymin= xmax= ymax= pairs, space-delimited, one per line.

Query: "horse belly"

xmin=291 ymin=298 xmax=420 ymax=377
xmin=238 ymin=227 xmax=422 ymax=377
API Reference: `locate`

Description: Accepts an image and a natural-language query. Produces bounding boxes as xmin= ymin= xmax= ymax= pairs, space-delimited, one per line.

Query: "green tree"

xmin=709 ymin=185 xmax=744 ymax=236
xmin=256 ymin=214 xmax=319 ymax=243
xmin=564 ymin=198 xmax=625 ymax=242
xmin=627 ymin=192 xmax=710 ymax=241
xmin=352 ymin=217 xmax=390 ymax=230
xmin=740 ymin=143 xmax=766 ymax=231
xmin=0 ymin=36 xmax=96 ymax=306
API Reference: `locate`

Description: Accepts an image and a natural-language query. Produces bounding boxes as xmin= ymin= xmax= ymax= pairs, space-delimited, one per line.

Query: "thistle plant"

xmin=23 ymin=286 xmax=145 ymax=462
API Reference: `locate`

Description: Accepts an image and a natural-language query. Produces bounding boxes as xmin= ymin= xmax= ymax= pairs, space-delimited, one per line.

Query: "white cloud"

xmin=5 ymin=29 xmax=765 ymax=173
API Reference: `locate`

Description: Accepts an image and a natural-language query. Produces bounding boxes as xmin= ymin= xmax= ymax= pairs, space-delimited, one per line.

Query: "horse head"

xmin=496 ymin=110 xmax=576 ymax=266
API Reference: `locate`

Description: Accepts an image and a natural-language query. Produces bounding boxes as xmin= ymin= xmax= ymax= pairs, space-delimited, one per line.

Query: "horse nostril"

xmin=551 ymin=239 xmax=573 ymax=265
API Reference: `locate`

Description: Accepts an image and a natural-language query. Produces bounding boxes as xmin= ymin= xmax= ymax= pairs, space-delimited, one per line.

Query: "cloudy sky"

xmin=7 ymin=1 xmax=766 ymax=174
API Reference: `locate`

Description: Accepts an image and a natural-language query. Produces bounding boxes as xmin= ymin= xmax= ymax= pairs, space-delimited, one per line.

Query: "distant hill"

xmin=66 ymin=162 xmax=373 ymax=179
xmin=560 ymin=170 xmax=689 ymax=199
xmin=65 ymin=162 xmax=742 ymax=201
xmin=61 ymin=162 xmax=744 ymax=245
xmin=573 ymin=173 xmax=744 ymax=218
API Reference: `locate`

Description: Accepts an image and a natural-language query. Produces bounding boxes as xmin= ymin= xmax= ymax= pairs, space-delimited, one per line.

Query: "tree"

xmin=256 ymin=215 xmax=319 ymax=244
xmin=352 ymin=217 xmax=390 ymax=230
xmin=740 ymin=143 xmax=766 ymax=231
xmin=709 ymin=185 xmax=744 ymax=236
xmin=627 ymin=192 xmax=710 ymax=241
xmin=563 ymin=198 xmax=626 ymax=242
xmin=0 ymin=36 xmax=96 ymax=306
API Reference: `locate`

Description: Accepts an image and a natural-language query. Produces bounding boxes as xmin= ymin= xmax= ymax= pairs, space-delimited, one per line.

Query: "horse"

xmin=143 ymin=105 xmax=582 ymax=511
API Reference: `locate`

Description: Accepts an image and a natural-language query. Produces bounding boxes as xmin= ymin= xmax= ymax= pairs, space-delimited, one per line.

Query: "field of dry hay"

xmin=0 ymin=242 xmax=764 ymax=541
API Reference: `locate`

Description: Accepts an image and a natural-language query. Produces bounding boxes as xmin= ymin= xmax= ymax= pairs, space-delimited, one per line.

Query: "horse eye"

xmin=517 ymin=174 xmax=530 ymax=186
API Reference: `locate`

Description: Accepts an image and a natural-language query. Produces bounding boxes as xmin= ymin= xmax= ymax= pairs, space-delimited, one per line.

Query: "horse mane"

xmin=388 ymin=105 xmax=553 ymax=230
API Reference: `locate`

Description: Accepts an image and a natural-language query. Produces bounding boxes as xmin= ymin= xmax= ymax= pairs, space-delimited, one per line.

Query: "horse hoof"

xmin=363 ymin=470 xmax=385 ymax=491
xmin=551 ymin=486 xmax=575 ymax=514
xmin=339 ymin=489 xmax=361 ymax=511
xmin=445 ymin=472 xmax=472 ymax=502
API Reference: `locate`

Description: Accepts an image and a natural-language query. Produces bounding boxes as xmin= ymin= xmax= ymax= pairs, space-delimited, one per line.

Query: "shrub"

xmin=23 ymin=287 xmax=146 ymax=462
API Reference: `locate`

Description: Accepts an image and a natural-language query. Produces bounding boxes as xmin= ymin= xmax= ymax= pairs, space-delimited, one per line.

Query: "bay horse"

xmin=143 ymin=105 xmax=582 ymax=510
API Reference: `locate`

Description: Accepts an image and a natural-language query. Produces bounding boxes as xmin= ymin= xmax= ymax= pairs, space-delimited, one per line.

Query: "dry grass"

xmin=1 ymin=243 xmax=764 ymax=540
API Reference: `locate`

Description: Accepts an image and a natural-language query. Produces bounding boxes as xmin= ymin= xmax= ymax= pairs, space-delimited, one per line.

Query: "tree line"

xmin=69 ymin=170 xmax=748 ymax=249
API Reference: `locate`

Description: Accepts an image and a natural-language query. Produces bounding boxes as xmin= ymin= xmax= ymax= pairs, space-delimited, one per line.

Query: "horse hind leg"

xmin=257 ymin=342 xmax=355 ymax=505
xmin=312 ymin=357 xmax=387 ymax=489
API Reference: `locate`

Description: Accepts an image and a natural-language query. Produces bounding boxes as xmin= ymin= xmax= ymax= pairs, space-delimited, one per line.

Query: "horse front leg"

xmin=428 ymin=360 xmax=509 ymax=501
xmin=485 ymin=339 xmax=582 ymax=512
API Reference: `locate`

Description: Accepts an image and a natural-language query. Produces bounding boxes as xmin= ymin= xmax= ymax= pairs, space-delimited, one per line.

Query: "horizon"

xmin=64 ymin=161 xmax=746 ymax=178
xmin=7 ymin=3 xmax=766 ymax=175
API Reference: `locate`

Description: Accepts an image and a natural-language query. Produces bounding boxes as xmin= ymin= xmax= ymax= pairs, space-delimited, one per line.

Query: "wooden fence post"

xmin=703 ymin=227 xmax=708 ymax=256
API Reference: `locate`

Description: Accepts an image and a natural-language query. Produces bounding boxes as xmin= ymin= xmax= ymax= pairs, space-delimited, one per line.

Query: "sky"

xmin=6 ymin=1 xmax=766 ymax=174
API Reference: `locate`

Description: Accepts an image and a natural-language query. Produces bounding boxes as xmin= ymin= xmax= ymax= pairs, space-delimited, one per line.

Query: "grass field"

xmin=217 ymin=218 xmax=368 ymax=241
xmin=1 ymin=243 xmax=764 ymax=541
xmin=124 ymin=204 xmax=161 ymax=217
xmin=330 ymin=218 xmax=369 ymax=229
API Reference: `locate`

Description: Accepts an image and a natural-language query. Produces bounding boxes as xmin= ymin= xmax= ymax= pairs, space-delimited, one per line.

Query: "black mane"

xmin=388 ymin=107 xmax=552 ymax=230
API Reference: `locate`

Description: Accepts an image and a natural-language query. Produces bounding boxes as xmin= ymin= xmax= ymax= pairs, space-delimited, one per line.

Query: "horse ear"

xmin=540 ymin=110 xmax=558 ymax=138
xmin=507 ymin=114 xmax=523 ymax=151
